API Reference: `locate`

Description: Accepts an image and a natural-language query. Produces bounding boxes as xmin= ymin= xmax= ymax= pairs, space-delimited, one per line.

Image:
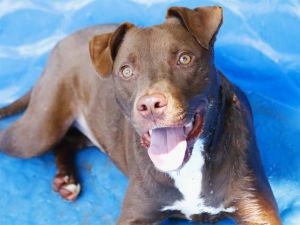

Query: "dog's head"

xmin=89 ymin=6 xmax=223 ymax=172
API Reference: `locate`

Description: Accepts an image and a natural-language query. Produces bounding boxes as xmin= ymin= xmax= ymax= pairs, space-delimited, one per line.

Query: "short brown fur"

xmin=0 ymin=6 xmax=281 ymax=225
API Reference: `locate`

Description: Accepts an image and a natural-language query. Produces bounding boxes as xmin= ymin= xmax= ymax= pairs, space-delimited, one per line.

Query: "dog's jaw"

xmin=140 ymin=107 xmax=205 ymax=172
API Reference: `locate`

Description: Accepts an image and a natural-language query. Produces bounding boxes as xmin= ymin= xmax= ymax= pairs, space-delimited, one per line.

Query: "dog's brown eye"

xmin=120 ymin=65 xmax=133 ymax=79
xmin=178 ymin=54 xmax=192 ymax=65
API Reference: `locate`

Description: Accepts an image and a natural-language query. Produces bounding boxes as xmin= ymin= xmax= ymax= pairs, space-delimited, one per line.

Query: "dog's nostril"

xmin=154 ymin=101 xmax=161 ymax=108
xmin=139 ymin=104 xmax=148 ymax=111
xmin=154 ymin=100 xmax=167 ymax=109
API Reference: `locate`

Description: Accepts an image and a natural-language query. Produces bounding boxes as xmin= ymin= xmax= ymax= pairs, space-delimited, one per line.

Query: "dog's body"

xmin=0 ymin=6 xmax=281 ymax=225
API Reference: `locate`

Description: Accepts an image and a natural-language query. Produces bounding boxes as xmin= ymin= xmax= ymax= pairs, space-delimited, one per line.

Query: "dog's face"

xmin=90 ymin=6 xmax=223 ymax=172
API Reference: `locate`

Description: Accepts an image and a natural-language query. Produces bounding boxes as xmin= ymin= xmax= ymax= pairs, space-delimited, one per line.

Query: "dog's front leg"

xmin=52 ymin=128 xmax=90 ymax=201
xmin=232 ymin=193 xmax=282 ymax=225
xmin=117 ymin=182 xmax=164 ymax=225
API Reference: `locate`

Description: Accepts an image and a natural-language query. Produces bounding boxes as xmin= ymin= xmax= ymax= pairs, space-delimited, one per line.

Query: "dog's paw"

xmin=53 ymin=174 xmax=81 ymax=201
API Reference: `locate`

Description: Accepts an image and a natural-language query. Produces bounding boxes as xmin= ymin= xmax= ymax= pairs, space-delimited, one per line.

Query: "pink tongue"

xmin=148 ymin=127 xmax=187 ymax=172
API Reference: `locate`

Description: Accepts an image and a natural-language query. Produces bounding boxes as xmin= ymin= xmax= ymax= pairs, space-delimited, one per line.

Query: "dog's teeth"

xmin=184 ymin=119 xmax=194 ymax=135
xmin=186 ymin=120 xmax=193 ymax=129
xmin=149 ymin=130 xmax=152 ymax=135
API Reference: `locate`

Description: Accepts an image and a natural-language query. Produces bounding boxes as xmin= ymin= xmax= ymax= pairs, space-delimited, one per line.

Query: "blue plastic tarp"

xmin=0 ymin=0 xmax=299 ymax=224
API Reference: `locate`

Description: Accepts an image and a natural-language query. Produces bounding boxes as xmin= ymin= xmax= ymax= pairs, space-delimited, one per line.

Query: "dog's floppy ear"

xmin=89 ymin=23 xmax=134 ymax=77
xmin=166 ymin=6 xmax=223 ymax=49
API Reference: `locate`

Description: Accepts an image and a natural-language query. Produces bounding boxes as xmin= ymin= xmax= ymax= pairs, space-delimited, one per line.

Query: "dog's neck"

xmin=201 ymin=72 xmax=225 ymax=154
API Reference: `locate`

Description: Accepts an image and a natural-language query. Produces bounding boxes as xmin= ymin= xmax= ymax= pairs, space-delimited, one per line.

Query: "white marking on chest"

xmin=74 ymin=113 xmax=104 ymax=151
xmin=162 ymin=139 xmax=235 ymax=219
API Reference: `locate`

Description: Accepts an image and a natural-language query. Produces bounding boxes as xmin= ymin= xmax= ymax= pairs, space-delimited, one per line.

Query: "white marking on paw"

xmin=162 ymin=139 xmax=236 ymax=219
xmin=64 ymin=183 xmax=81 ymax=196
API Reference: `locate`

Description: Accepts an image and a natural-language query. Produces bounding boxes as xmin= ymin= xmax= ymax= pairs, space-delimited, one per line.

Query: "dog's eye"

xmin=178 ymin=54 xmax=192 ymax=65
xmin=120 ymin=65 xmax=133 ymax=79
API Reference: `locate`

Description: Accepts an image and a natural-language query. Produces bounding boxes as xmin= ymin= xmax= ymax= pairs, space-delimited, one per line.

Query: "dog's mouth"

xmin=140 ymin=108 xmax=204 ymax=172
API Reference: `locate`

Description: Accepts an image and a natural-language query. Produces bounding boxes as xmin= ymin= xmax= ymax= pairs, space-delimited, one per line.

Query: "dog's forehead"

xmin=118 ymin=21 xmax=199 ymax=59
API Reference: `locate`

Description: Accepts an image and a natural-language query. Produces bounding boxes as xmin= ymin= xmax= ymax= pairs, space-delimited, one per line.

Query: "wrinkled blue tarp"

xmin=0 ymin=0 xmax=299 ymax=224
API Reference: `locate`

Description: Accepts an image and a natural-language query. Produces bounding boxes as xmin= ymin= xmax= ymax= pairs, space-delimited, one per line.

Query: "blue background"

xmin=0 ymin=0 xmax=299 ymax=224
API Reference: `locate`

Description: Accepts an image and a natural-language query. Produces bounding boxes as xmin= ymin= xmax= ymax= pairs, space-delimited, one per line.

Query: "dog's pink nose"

xmin=137 ymin=93 xmax=167 ymax=118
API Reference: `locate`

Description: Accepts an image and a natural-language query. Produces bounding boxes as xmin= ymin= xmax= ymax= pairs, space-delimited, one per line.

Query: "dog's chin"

xmin=140 ymin=108 xmax=205 ymax=173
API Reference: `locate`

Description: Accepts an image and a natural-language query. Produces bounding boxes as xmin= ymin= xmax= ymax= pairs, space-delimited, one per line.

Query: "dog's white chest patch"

xmin=161 ymin=139 xmax=235 ymax=219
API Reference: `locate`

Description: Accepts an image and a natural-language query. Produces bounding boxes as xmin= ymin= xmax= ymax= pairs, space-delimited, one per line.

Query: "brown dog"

xmin=0 ymin=6 xmax=281 ymax=225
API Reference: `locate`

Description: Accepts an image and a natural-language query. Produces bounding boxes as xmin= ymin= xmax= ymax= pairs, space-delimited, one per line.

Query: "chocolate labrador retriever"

xmin=0 ymin=5 xmax=282 ymax=225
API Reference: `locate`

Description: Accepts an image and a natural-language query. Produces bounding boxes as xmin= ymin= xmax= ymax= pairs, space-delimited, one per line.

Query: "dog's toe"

xmin=53 ymin=174 xmax=80 ymax=201
xmin=61 ymin=183 xmax=81 ymax=201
